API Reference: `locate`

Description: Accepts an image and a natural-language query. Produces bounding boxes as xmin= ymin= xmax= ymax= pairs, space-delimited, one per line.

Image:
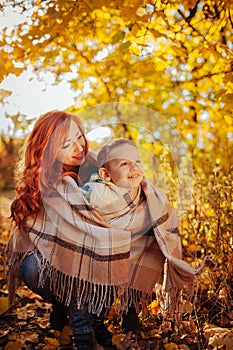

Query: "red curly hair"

xmin=10 ymin=110 xmax=88 ymax=230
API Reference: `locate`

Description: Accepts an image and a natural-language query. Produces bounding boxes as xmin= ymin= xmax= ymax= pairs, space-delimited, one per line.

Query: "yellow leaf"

xmin=0 ymin=88 xmax=12 ymax=104
xmin=136 ymin=7 xmax=146 ymax=17
xmin=111 ymin=30 xmax=125 ymax=44
xmin=107 ymin=304 xmax=118 ymax=320
xmin=136 ymin=27 xmax=147 ymax=37
xmin=4 ymin=60 xmax=13 ymax=70
xmin=129 ymin=43 xmax=141 ymax=56
xmin=4 ymin=340 xmax=26 ymax=350
xmin=171 ymin=44 xmax=187 ymax=56
xmin=224 ymin=115 xmax=233 ymax=125
xmin=148 ymin=299 xmax=159 ymax=314
xmin=0 ymin=296 xmax=8 ymax=315
xmin=0 ymin=329 xmax=9 ymax=338
xmin=140 ymin=331 xmax=148 ymax=339
xmin=221 ymin=94 xmax=233 ymax=105
xmin=60 ymin=325 xmax=73 ymax=346
xmin=119 ymin=41 xmax=131 ymax=52
xmin=107 ymin=324 xmax=116 ymax=334
xmin=188 ymin=244 xmax=202 ymax=252
xmin=179 ymin=345 xmax=190 ymax=350
xmin=112 ymin=333 xmax=126 ymax=346
xmin=223 ymin=72 xmax=233 ymax=83
xmin=164 ymin=343 xmax=179 ymax=350
xmin=44 ymin=336 xmax=60 ymax=347
xmin=15 ymin=286 xmax=43 ymax=300
xmin=148 ymin=328 xmax=162 ymax=338
xmin=131 ymin=129 xmax=139 ymax=139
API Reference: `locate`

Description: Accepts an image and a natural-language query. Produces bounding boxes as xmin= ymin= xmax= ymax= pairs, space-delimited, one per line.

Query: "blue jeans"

xmin=20 ymin=252 xmax=94 ymax=335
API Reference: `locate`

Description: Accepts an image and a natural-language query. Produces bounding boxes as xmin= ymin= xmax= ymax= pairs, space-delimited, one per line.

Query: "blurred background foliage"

xmin=0 ymin=0 xmax=233 ymax=333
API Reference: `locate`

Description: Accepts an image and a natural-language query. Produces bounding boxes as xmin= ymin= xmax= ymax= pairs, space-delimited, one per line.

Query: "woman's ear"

xmin=99 ymin=167 xmax=111 ymax=182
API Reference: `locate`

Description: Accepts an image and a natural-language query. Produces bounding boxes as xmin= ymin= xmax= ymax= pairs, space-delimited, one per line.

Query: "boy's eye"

xmin=121 ymin=161 xmax=129 ymax=166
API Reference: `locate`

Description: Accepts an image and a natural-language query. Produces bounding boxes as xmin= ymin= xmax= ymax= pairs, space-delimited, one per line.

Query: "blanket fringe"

xmin=7 ymin=251 xmax=194 ymax=321
xmin=36 ymin=254 xmax=151 ymax=316
xmin=5 ymin=251 xmax=27 ymax=305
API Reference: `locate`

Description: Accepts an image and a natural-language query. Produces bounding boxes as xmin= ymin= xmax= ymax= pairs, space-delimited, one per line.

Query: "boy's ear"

xmin=99 ymin=167 xmax=111 ymax=182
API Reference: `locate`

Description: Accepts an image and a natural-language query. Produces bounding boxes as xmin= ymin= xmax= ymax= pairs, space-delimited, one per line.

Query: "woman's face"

xmin=56 ymin=120 xmax=86 ymax=166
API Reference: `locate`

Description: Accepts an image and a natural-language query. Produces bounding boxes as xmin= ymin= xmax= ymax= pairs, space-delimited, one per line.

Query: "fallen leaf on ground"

xmin=164 ymin=343 xmax=179 ymax=350
xmin=179 ymin=345 xmax=190 ymax=350
xmin=59 ymin=325 xmax=73 ymax=345
xmin=112 ymin=333 xmax=126 ymax=346
xmin=0 ymin=296 xmax=8 ymax=315
xmin=204 ymin=323 xmax=233 ymax=349
xmin=44 ymin=336 xmax=60 ymax=347
xmin=4 ymin=340 xmax=26 ymax=350
xmin=15 ymin=286 xmax=44 ymax=300
xmin=8 ymin=330 xmax=38 ymax=343
xmin=16 ymin=304 xmax=36 ymax=320
xmin=0 ymin=329 xmax=9 ymax=338
xmin=37 ymin=313 xmax=50 ymax=329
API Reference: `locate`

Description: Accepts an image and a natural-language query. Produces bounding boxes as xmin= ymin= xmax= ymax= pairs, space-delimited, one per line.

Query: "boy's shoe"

xmin=49 ymin=300 xmax=69 ymax=331
xmin=73 ymin=332 xmax=95 ymax=350
xmin=122 ymin=307 xmax=140 ymax=334
xmin=93 ymin=317 xmax=116 ymax=349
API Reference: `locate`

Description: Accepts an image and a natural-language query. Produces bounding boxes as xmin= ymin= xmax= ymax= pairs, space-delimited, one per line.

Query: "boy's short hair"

xmin=97 ymin=138 xmax=137 ymax=167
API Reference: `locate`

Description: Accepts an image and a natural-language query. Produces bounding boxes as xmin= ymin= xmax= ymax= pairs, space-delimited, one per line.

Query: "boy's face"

xmin=104 ymin=144 xmax=144 ymax=189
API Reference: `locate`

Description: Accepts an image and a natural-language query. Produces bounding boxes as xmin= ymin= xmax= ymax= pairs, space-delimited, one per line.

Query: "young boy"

xmin=81 ymin=138 xmax=156 ymax=336
xmin=80 ymin=138 xmax=194 ymax=335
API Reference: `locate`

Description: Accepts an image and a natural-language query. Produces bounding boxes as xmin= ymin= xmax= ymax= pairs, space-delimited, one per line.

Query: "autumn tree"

xmin=1 ymin=0 xmax=232 ymax=153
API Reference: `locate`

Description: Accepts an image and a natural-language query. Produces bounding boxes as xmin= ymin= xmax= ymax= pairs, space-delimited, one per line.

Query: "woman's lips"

xmin=72 ymin=152 xmax=84 ymax=160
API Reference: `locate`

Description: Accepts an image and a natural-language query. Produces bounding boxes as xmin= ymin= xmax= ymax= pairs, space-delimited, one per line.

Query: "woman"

xmin=7 ymin=110 xmax=195 ymax=349
xmin=7 ymin=110 xmax=121 ymax=349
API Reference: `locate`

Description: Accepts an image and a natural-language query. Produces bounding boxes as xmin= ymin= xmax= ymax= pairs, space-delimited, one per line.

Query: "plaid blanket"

xmin=7 ymin=175 xmax=195 ymax=317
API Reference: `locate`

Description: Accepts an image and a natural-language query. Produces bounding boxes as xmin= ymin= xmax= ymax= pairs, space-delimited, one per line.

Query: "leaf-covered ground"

xmin=1 ymin=194 xmax=233 ymax=350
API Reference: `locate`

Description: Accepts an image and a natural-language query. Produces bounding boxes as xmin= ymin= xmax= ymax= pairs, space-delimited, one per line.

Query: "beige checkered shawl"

xmin=7 ymin=175 xmax=195 ymax=316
